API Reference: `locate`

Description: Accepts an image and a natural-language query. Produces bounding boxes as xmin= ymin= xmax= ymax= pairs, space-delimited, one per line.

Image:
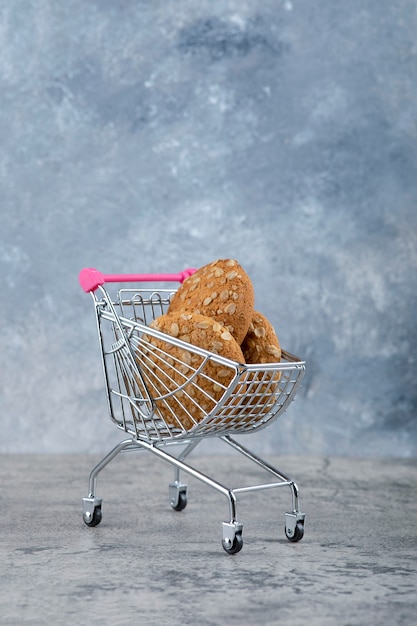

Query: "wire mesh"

xmin=94 ymin=287 xmax=305 ymax=442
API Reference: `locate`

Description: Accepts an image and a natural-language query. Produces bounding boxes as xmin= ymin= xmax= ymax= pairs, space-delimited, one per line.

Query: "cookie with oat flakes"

xmin=139 ymin=311 xmax=245 ymax=431
xmin=241 ymin=311 xmax=282 ymax=365
xmin=168 ymin=259 xmax=254 ymax=344
xmin=240 ymin=311 xmax=282 ymax=415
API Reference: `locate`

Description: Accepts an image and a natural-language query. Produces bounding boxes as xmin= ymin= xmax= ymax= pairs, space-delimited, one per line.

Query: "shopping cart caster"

xmin=222 ymin=521 xmax=244 ymax=554
xmin=285 ymin=511 xmax=305 ymax=542
xmin=83 ymin=497 xmax=103 ymax=527
xmin=169 ymin=482 xmax=187 ymax=511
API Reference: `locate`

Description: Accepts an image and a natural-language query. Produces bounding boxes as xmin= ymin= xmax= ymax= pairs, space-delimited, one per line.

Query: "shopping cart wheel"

xmin=169 ymin=482 xmax=187 ymax=511
xmin=285 ymin=522 xmax=304 ymax=542
xmin=171 ymin=491 xmax=187 ymax=512
xmin=222 ymin=521 xmax=244 ymax=554
xmin=83 ymin=497 xmax=103 ymax=527
xmin=285 ymin=512 xmax=305 ymax=542
xmin=222 ymin=532 xmax=243 ymax=555
xmin=83 ymin=505 xmax=102 ymax=527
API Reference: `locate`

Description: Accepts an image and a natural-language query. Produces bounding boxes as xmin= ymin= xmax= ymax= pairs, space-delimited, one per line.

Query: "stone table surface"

xmin=1 ymin=448 xmax=416 ymax=625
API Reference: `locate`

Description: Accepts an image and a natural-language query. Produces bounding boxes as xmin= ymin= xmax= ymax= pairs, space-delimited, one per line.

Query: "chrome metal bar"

xmin=170 ymin=439 xmax=202 ymax=483
xmin=232 ymin=481 xmax=292 ymax=495
xmin=221 ymin=435 xmax=301 ymax=511
xmin=176 ymin=439 xmax=202 ymax=462
xmin=221 ymin=435 xmax=292 ymax=481
xmin=138 ymin=439 xmax=238 ymax=522
xmin=88 ymin=438 xmax=134 ymax=497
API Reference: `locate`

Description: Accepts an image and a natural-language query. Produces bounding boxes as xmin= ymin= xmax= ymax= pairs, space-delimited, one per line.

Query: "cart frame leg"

xmin=149 ymin=439 xmax=239 ymax=524
xmin=82 ymin=434 xmax=305 ymax=547
xmin=86 ymin=438 xmax=136 ymax=498
xmin=220 ymin=435 xmax=302 ymax=510
xmin=220 ymin=435 xmax=305 ymax=540
xmin=83 ymin=437 xmax=240 ymax=525
xmin=168 ymin=439 xmax=201 ymax=509
xmin=83 ymin=438 xmax=137 ymax=523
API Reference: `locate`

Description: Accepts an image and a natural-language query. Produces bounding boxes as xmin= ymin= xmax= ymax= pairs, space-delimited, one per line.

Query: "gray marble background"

xmin=1 ymin=0 xmax=416 ymax=456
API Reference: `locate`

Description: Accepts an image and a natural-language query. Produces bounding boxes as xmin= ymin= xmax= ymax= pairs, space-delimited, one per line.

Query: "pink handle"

xmin=79 ymin=267 xmax=197 ymax=293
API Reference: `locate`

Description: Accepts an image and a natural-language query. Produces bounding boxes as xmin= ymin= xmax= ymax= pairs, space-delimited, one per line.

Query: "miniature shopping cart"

xmin=78 ymin=267 xmax=306 ymax=554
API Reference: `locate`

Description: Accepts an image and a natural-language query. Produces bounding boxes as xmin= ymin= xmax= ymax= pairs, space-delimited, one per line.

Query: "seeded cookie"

xmin=241 ymin=311 xmax=281 ymax=364
xmin=241 ymin=311 xmax=282 ymax=415
xmin=139 ymin=311 xmax=245 ymax=431
xmin=168 ymin=259 xmax=254 ymax=345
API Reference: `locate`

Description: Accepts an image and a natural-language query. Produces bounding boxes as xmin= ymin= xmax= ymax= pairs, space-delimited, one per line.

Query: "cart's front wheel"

xmin=83 ymin=506 xmax=102 ymax=527
xmin=285 ymin=521 xmax=304 ymax=542
xmin=222 ymin=532 xmax=243 ymax=555
xmin=171 ymin=491 xmax=187 ymax=512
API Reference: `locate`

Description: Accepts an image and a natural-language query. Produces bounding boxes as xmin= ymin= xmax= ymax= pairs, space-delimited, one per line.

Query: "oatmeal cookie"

xmin=168 ymin=259 xmax=254 ymax=344
xmin=139 ymin=311 xmax=245 ymax=431
xmin=241 ymin=311 xmax=281 ymax=364
xmin=241 ymin=311 xmax=282 ymax=415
